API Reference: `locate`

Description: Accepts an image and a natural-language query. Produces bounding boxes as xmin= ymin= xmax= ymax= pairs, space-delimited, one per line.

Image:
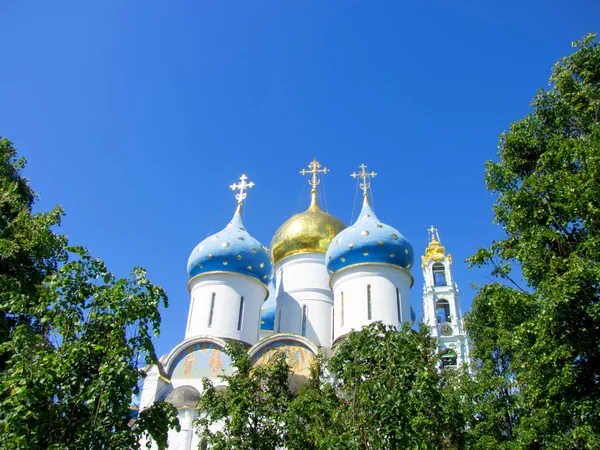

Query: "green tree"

xmin=196 ymin=341 xmax=292 ymax=450
xmin=0 ymin=137 xmax=67 ymax=362
xmin=467 ymin=33 xmax=600 ymax=449
xmin=0 ymin=138 xmax=178 ymax=449
xmin=197 ymin=322 xmax=466 ymax=450
xmin=310 ymin=322 xmax=464 ymax=450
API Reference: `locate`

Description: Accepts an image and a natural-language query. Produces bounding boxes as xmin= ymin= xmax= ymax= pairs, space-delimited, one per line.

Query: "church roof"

xmin=326 ymin=197 xmax=414 ymax=275
xmin=187 ymin=208 xmax=272 ymax=285
xmin=187 ymin=174 xmax=272 ymax=285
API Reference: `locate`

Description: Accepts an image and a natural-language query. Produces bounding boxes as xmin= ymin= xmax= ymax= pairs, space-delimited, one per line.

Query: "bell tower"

xmin=421 ymin=227 xmax=469 ymax=367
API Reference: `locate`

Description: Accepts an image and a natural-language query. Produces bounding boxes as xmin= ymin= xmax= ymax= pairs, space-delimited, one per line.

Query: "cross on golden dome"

xmin=230 ymin=174 xmax=255 ymax=206
xmin=422 ymin=225 xmax=450 ymax=268
xmin=351 ymin=163 xmax=377 ymax=197
xmin=300 ymin=159 xmax=329 ymax=193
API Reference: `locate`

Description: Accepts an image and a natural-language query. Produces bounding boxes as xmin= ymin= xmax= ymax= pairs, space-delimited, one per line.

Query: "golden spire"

xmin=230 ymin=174 xmax=255 ymax=213
xmin=300 ymin=159 xmax=329 ymax=209
xmin=422 ymin=225 xmax=451 ymax=267
xmin=351 ymin=163 xmax=377 ymax=201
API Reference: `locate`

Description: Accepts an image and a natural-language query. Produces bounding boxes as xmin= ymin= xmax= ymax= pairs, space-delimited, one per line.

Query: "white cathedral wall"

xmin=186 ymin=273 xmax=267 ymax=345
xmin=331 ymin=264 xmax=412 ymax=343
xmin=274 ymin=252 xmax=334 ymax=347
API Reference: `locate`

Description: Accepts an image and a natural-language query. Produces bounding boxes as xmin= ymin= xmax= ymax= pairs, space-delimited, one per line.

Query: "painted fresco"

xmin=252 ymin=339 xmax=315 ymax=383
xmin=169 ymin=342 xmax=234 ymax=379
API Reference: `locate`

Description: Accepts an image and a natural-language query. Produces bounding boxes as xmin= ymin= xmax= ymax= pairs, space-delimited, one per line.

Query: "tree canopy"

xmin=0 ymin=138 xmax=178 ymax=449
xmin=197 ymin=322 xmax=465 ymax=449
xmin=466 ymin=33 xmax=600 ymax=448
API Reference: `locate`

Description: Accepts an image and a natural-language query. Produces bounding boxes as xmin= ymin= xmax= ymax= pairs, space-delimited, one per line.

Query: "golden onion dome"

xmin=271 ymin=191 xmax=346 ymax=266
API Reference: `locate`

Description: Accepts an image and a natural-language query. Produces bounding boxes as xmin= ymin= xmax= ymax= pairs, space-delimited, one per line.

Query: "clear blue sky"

xmin=1 ymin=1 xmax=597 ymax=357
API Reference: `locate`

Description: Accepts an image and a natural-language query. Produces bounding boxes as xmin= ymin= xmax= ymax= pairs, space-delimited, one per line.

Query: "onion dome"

xmin=271 ymin=191 xmax=346 ymax=265
xmin=270 ymin=159 xmax=346 ymax=266
xmin=326 ymin=163 xmax=414 ymax=274
xmin=187 ymin=175 xmax=272 ymax=285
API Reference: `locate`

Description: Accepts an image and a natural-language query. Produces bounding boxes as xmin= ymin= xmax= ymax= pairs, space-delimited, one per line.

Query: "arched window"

xmin=436 ymin=299 xmax=451 ymax=323
xmin=441 ymin=348 xmax=457 ymax=367
xmin=432 ymin=263 xmax=446 ymax=286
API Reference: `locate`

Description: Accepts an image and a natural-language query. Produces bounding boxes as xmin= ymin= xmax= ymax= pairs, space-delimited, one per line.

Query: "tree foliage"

xmin=197 ymin=323 xmax=465 ymax=449
xmin=196 ymin=341 xmax=292 ymax=450
xmin=0 ymin=138 xmax=178 ymax=449
xmin=0 ymin=137 xmax=67 ymax=362
xmin=467 ymin=33 xmax=600 ymax=449
xmin=301 ymin=322 xmax=464 ymax=450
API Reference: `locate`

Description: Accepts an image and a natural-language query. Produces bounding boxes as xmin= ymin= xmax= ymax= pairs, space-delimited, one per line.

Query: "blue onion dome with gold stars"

xmin=325 ymin=164 xmax=414 ymax=275
xmin=187 ymin=175 xmax=272 ymax=286
xmin=271 ymin=159 xmax=346 ymax=266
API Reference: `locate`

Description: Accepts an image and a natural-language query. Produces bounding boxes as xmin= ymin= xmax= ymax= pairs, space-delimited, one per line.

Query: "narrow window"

xmin=332 ymin=306 xmax=335 ymax=342
xmin=367 ymin=285 xmax=372 ymax=320
xmin=277 ymin=310 xmax=281 ymax=333
xmin=187 ymin=297 xmax=195 ymax=332
xmin=341 ymin=292 xmax=345 ymax=327
xmin=301 ymin=305 xmax=308 ymax=337
xmin=208 ymin=292 xmax=215 ymax=327
xmin=257 ymin=309 xmax=262 ymax=340
xmin=396 ymin=288 xmax=402 ymax=322
xmin=237 ymin=296 xmax=245 ymax=330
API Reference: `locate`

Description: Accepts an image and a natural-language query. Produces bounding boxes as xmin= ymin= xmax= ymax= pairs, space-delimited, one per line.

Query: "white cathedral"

xmin=139 ymin=160 xmax=470 ymax=449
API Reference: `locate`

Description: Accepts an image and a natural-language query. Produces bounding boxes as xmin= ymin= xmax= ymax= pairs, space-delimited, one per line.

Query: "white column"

xmin=274 ymin=253 xmax=333 ymax=347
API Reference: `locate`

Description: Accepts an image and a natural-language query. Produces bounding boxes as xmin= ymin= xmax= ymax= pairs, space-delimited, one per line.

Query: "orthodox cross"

xmin=428 ymin=225 xmax=441 ymax=243
xmin=300 ymin=159 xmax=329 ymax=192
xmin=230 ymin=174 xmax=255 ymax=205
xmin=350 ymin=163 xmax=377 ymax=197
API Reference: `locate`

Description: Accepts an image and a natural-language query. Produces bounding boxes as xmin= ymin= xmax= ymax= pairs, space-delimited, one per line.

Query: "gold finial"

xmin=230 ymin=174 xmax=255 ymax=209
xmin=422 ymin=225 xmax=451 ymax=268
xmin=351 ymin=163 xmax=377 ymax=198
xmin=300 ymin=159 xmax=330 ymax=193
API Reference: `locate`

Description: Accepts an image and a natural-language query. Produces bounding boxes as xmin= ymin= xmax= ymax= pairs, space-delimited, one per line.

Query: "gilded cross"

xmin=350 ymin=163 xmax=377 ymax=197
xmin=300 ymin=159 xmax=329 ymax=192
xmin=230 ymin=174 xmax=255 ymax=205
xmin=428 ymin=225 xmax=440 ymax=243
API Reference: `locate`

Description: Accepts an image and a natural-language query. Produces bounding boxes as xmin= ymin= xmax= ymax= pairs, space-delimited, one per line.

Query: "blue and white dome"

xmin=326 ymin=199 xmax=414 ymax=274
xmin=187 ymin=208 xmax=272 ymax=285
